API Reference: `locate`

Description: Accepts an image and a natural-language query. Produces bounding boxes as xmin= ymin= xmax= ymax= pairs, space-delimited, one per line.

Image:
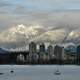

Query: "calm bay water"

xmin=0 ymin=65 xmax=80 ymax=80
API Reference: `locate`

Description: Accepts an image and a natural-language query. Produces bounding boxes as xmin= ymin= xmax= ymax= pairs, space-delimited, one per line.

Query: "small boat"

xmin=54 ymin=70 xmax=61 ymax=75
xmin=10 ymin=70 xmax=14 ymax=73
xmin=0 ymin=73 xmax=4 ymax=75
xmin=10 ymin=64 xmax=14 ymax=73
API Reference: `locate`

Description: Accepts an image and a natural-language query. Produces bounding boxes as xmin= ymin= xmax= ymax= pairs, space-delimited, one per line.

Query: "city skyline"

xmin=0 ymin=41 xmax=77 ymax=64
xmin=0 ymin=0 xmax=80 ymax=79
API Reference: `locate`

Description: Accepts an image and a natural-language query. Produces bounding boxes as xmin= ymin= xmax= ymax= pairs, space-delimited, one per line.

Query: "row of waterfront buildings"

xmin=0 ymin=41 xmax=80 ymax=64
xmin=26 ymin=42 xmax=64 ymax=64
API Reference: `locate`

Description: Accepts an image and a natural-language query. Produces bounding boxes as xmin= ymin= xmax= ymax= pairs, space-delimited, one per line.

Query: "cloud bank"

xmin=0 ymin=0 xmax=80 ymax=49
xmin=0 ymin=24 xmax=80 ymax=49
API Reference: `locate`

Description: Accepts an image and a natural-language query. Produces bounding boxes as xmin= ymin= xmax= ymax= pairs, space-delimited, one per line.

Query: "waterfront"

xmin=0 ymin=65 xmax=80 ymax=80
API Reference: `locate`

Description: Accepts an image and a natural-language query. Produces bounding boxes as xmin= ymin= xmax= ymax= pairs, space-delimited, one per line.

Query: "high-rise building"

xmin=62 ymin=47 xmax=65 ymax=60
xmin=29 ymin=42 xmax=37 ymax=62
xmin=77 ymin=45 xmax=80 ymax=64
xmin=47 ymin=45 xmax=53 ymax=55
xmin=17 ymin=54 xmax=25 ymax=63
xmin=29 ymin=42 xmax=37 ymax=54
xmin=47 ymin=45 xmax=54 ymax=60
xmin=54 ymin=45 xmax=64 ymax=61
xmin=39 ymin=43 xmax=46 ymax=62
xmin=39 ymin=43 xmax=45 ymax=53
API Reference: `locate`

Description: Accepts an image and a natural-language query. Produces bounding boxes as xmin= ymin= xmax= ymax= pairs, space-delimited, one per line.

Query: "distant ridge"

xmin=0 ymin=24 xmax=80 ymax=49
xmin=0 ymin=48 xmax=9 ymax=54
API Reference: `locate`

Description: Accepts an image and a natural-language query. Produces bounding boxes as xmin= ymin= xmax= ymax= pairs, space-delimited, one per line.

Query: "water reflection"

xmin=0 ymin=65 xmax=80 ymax=80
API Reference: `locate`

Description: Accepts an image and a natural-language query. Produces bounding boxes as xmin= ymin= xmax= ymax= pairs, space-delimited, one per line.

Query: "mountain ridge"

xmin=0 ymin=24 xmax=80 ymax=49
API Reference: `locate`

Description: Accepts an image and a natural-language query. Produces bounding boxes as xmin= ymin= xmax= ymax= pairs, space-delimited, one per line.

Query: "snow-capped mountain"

xmin=65 ymin=43 xmax=77 ymax=53
xmin=29 ymin=29 xmax=66 ymax=43
xmin=0 ymin=48 xmax=9 ymax=54
xmin=67 ymin=30 xmax=80 ymax=43
xmin=0 ymin=24 xmax=46 ymax=43
xmin=0 ymin=24 xmax=80 ymax=49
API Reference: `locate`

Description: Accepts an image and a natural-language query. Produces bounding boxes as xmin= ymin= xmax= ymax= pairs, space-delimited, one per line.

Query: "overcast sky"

xmin=0 ymin=0 xmax=80 ymax=31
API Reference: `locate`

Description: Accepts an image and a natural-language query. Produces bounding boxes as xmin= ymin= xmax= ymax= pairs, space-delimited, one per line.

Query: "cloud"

xmin=0 ymin=24 xmax=80 ymax=49
xmin=0 ymin=0 xmax=80 ymax=49
xmin=0 ymin=0 xmax=80 ymax=16
xmin=0 ymin=11 xmax=80 ymax=31
xmin=14 ymin=5 xmax=27 ymax=14
xmin=0 ymin=0 xmax=11 ymax=7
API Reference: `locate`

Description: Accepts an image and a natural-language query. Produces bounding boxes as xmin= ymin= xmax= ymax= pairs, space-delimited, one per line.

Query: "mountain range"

xmin=0 ymin=48 xmax=9 ymax=54
xmin=0 ymin=24 xmax=80 ymax=49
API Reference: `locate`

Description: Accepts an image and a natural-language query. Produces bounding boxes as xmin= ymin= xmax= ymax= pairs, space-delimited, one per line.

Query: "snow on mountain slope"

xmin=30 ymin=29 xmax=66 ymax=43
xmin=67 ymin=30 xmax=80 ymax=43
xmin=0 ymin=24 xmax=46 ymax=43
xmin=0 ymin=24 xmax=80 ymax=49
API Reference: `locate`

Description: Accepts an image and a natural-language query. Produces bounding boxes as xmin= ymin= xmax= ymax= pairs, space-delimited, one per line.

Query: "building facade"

xmin=29 ymin=42 xmax=38 ymax=63
xmin=54 ymin=45 xmax=65 ymax=64
xmin=29 ymin=42 xmax=37 ymax=54
xmin=47 ymin=45 xmax=54 ymax=60
xmin=77 ymin=45 xmax=80 ymax=64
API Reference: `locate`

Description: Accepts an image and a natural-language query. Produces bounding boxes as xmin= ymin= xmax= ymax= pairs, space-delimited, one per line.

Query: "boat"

xmin=10 ymin=70 xmax=14 ymax=73
xmin=0 ymin=73 xmax=4 ymax=75
xmin=54 ymin=68 xmax=61 ymax=75
xmin=10 ymin=64 xmax=14 ymax=73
